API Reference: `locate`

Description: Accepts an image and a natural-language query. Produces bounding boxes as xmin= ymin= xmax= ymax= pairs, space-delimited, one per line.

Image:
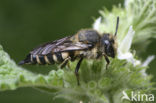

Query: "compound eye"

xmin=104 ymin=40 xmax=110 ymax=49
xmin=104 ymin=40 xmax=109 ymax=45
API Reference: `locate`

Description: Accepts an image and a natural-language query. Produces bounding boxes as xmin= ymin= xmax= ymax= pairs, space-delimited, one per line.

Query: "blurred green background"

xmin=0 ymin=0 xmax=155 ymax=103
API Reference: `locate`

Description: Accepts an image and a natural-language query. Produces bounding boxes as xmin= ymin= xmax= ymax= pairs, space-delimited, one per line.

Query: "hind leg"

xmin=60 ymin=57 xmax=71 ymax=68
xmin=75 ymin=57 xmax=83 ymax=85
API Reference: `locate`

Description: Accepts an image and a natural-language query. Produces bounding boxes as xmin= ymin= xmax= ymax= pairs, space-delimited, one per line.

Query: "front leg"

xmin=75 ymin=57 xmax=83 ymax=85
xmin=103 ymin=54 xmax=110 ymax=70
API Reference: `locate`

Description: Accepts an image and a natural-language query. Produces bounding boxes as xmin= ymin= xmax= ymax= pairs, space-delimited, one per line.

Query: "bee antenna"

xmin=114 ymin=16 xmax=119 ymax=37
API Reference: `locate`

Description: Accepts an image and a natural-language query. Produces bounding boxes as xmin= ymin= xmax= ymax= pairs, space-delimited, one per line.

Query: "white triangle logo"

xmin=122 ymin=91 xmax=130 ymax=101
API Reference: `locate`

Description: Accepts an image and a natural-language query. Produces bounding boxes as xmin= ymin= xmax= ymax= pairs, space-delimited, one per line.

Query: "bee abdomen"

xmin=32 ymin=54 xmax=55 ymax=65
xmin=19 ymin=52 xmax=70 ymax=65
xmin=45 ymin=54 xmax=54 ymax=64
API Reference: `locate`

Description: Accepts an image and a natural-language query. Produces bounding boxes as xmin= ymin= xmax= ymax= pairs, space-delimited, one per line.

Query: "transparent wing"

xmin=30 ymin=36 xmax=93 ymax=55
xmin=30 ymin=36 xmax=71 ymax=55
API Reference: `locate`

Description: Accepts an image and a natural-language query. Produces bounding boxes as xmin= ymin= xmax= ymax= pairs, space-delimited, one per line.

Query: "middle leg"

xmin=75 ymin=57 xmax=83 ymax=85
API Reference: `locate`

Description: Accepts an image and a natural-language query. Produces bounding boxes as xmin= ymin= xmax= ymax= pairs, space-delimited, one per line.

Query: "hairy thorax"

xmin=80 ymin=46 xmax=100 ymax=59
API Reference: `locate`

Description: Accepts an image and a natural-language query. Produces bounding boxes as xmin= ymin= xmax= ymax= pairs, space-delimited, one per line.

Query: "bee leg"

xmin=60 ymin=57 xmax=71 ymax=68
xmin=75 ymin=57 xmax=83 ymax=86
xmin=103 ymin=54 xmax=110 ymax=70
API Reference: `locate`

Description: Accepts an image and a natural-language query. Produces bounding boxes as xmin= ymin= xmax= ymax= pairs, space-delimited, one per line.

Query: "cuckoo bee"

xmin=19 ymin=17 xmax=119 ymax=85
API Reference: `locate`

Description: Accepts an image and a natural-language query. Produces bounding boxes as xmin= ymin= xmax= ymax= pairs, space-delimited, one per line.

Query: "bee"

xmin=19 ymin=17 xmax=119 ymax=85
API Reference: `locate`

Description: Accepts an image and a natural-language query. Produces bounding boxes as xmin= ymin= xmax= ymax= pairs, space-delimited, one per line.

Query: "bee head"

xmin=100 ymin=17 xmax=119 ymax=58
xmin=101 ymin=34 xmax=116 ymax=58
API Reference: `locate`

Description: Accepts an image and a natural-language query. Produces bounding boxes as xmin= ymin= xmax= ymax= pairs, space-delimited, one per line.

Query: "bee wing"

xmin=57 ymin=42 xmax=93 ymax=52
xmin=30 ymin=36 xmax=72 ymax=55
xmin=30 ymin=35 xmax=94 ymax=55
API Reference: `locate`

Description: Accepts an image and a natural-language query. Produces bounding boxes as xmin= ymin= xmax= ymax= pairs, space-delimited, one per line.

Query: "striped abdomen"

xmin=19 ymin=52 xmax=70 ymax=65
